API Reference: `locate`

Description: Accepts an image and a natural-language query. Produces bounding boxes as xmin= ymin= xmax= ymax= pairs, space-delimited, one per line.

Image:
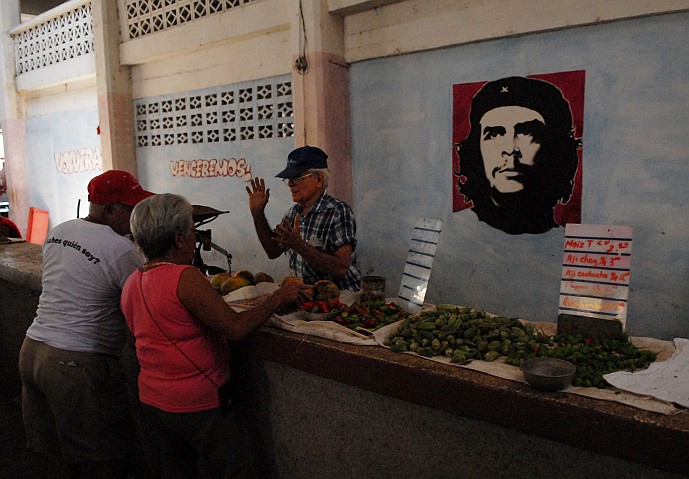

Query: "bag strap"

xmin=138 ymin=267 xmax=220 ymax=388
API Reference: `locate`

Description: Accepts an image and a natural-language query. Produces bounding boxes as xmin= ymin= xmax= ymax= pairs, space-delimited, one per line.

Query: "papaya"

xmin=210 ymin=272 xmax=232 ymax=289
xmin=221 ymin=277 xmax=252 ymax=295
xmin=254 ymin=272 xmax=274 ymax=284
xmin=233 ymin=270 xmax=255 ymax=284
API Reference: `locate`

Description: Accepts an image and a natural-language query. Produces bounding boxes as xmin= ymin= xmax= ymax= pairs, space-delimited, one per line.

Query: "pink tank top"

xmin=122 ymin=264 xmax=230 ymax=412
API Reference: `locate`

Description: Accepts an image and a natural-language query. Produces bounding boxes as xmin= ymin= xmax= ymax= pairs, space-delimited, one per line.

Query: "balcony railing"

xmin=122 ymin=0 xmax=257 ymax=41
xmin=11 ymin=0 xmax=93 ymax=78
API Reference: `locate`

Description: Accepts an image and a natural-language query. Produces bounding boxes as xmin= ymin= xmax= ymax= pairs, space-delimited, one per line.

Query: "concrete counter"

xmin=239 ymin=327 xmax=689 ymax=477
xmin=2 ymin=243 xmax=687 ymax=477
xmin=0 ymin=241 xmax=42 ymax=393
xmin=0 ymin=241 xmax=42 ymax=291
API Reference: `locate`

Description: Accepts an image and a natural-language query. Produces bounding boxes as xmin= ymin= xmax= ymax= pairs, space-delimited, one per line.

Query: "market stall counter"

xmin=2 ymin=245 xmax=688 ymax=477
xmin=0 ymin=240 xmax=42 ymax=393
xmin=236 ymin=324 xmax=687 ymax=476
xmin=224 ymin=284 xmax=689 ymax=478
xmin=236 ymin=327 xmax=689 ymax=477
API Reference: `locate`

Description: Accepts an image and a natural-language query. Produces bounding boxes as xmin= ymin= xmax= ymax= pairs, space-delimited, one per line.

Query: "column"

xmin=0 ymin=0 xmax=29 ymax=233
xmin=91 ymin=0 xmax=137 ymax=174
xmin=290 ymin=0 xmax=352 ymax=204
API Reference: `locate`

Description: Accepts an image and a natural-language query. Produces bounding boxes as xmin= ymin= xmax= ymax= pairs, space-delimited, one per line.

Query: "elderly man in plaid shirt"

xmin=246 ymin=145 xmax=361 ymax=291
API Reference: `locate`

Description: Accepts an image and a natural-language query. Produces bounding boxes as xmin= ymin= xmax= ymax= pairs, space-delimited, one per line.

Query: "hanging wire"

xmin=295 ymin=0 xmax=308 ymax=73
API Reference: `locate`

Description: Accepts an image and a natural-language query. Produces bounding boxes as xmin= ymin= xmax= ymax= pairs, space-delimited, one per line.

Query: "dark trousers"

xmin=140 ymin=402 xmax=254 ymax=479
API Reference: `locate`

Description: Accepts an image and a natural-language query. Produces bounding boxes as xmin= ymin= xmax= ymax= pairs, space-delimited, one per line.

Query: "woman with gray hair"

xmin=121 ymin=193 xmax=305 ymax=478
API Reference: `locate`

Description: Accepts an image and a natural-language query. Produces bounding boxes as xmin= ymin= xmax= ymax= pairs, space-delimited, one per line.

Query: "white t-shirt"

xmin=26 ymin=219 xmax=144 ymax=356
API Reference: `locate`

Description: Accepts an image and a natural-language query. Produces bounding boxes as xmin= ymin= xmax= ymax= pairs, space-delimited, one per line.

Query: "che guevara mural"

xmin=452 ymin=71 xmax=585 ymax=235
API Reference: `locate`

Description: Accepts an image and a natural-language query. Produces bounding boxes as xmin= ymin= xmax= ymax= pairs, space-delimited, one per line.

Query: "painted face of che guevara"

xmin=479 ymin=106 xmax=546 ymax=194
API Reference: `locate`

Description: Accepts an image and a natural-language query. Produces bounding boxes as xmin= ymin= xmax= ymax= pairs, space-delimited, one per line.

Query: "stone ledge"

xmin=246 ymin=326 xmax=689 ymax=477
xmin=0 ymin=242 xmax=42 ymax=291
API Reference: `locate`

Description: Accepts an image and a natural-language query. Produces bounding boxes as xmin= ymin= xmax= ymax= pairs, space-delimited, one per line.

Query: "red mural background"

xmin=452 ymin=70 xmax=585 ymax=227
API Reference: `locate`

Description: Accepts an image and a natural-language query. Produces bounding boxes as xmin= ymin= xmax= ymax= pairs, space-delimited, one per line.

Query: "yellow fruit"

xmin=210 ymin=272 xmax=232 ymax=289
xmin=312 ymin=280 xmax=340 ymax=301
xmin=233 ymin=269 xmax=255 ymax=284
xmin=254 ymin=272 xmax=274 ymax=284
xmin=281 ymin=276 xmax=303 ymax=286
xmin=221 ymin=277 xmax=252 ymax=295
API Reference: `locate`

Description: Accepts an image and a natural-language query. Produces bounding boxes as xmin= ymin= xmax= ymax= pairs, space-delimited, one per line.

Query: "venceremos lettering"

xmin=54 ymin=147 xmax=102 ymax=175
xmin=169 ymin=158 xmax=252 ymax=180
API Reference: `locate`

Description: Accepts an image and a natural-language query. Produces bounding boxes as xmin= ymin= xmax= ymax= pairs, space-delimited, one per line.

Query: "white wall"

xmin=130 ymin=31 xmax=292 ymax=99
xmin=24 ymin=81 xmax=100 ymax=226
xmin=121 ymin=0 xmax=292 ymax=98
xmin=341 ymin=0 xmax=689 ymax=63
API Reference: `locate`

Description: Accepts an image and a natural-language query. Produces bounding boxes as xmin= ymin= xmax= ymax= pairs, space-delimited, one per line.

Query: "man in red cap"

xmin=19 ymin=170 xmax=153 ymax=478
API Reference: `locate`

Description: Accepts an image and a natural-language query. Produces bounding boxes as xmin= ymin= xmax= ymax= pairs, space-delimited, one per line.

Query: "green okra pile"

xmin=385 ymin=304 xmax=658 ymax=389
xmin=384 ymin=304 xmax=544 ymax=363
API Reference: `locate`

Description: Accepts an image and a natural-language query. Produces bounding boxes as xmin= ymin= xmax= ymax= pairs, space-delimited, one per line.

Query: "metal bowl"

xmin=520 ymin=358 xmax=576 ymax=391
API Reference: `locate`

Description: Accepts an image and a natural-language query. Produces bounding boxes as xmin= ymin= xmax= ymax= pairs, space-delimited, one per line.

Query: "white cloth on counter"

xmin=373 ymin=320 xmax=680 ymax=415
xmin=269 ymin=288 xmax=379 ymax=346
xmin=223 ymin=283 xmax=377 ymax=345
xmin=604 ymin=338 xmax=689 ymax=408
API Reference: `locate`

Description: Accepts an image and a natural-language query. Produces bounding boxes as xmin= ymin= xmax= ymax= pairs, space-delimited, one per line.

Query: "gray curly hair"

xmin=130 ymin=193 xmax=194 ymax=260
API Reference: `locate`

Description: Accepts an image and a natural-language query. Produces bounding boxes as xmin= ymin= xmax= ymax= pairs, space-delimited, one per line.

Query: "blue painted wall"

xmin=349 ymin=13 xmax=689 ymax=340
xmin=136 ymin=137 xmax=294 ymax=277
xmin=23 ymin=14 xmax=688 ymax=340
xmin=135 ymin=78 xmax=296 ymax=278
xmin=25 ymin=106 xmax=101 ymax=226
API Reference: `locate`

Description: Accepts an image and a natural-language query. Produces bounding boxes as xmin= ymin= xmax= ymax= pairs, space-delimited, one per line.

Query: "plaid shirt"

xmin=283 ymin=193 xmax=361 ymax=291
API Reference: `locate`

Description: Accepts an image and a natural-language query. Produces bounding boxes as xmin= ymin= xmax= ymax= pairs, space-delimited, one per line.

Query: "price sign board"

xmin=397 ymin=218 xmax=443 ymax=314
xmin=559 ymin=224 xmax=633 ymax=329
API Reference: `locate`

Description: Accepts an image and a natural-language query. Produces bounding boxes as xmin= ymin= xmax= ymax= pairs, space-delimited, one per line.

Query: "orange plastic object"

xmin=26 ymin=207 xmax=49 ymax=245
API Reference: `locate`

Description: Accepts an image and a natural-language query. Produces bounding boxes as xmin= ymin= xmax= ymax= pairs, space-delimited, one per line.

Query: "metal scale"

xmin=192 ymin=205 xmax=232 ymax=276
xmin=76 ymin=200 xmax=232 ymax=275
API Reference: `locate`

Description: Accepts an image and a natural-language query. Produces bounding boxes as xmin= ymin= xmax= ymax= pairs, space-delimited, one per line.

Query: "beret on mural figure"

xmin=469 ymin=76 xmax=574 ymax=134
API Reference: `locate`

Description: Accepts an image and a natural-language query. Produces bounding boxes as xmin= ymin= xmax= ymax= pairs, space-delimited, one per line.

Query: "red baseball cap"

xmin=87 ymin=170 xmax=154 ymax=206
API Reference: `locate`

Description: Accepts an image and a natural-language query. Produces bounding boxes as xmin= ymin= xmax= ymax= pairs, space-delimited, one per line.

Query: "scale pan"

xmin=192 ymin=205 xmax=229 ymax=223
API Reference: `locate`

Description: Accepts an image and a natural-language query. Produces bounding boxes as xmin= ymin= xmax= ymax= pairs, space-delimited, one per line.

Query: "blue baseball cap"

xmin=275 ymin=146 xmax=328 ymax=179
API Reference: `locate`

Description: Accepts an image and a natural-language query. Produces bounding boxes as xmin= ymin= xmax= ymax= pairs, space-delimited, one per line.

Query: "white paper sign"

xmin=397 ymin=218 xmax=443 ymax=314
xmin=559 ymin=224 xmax=633 ymax=328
